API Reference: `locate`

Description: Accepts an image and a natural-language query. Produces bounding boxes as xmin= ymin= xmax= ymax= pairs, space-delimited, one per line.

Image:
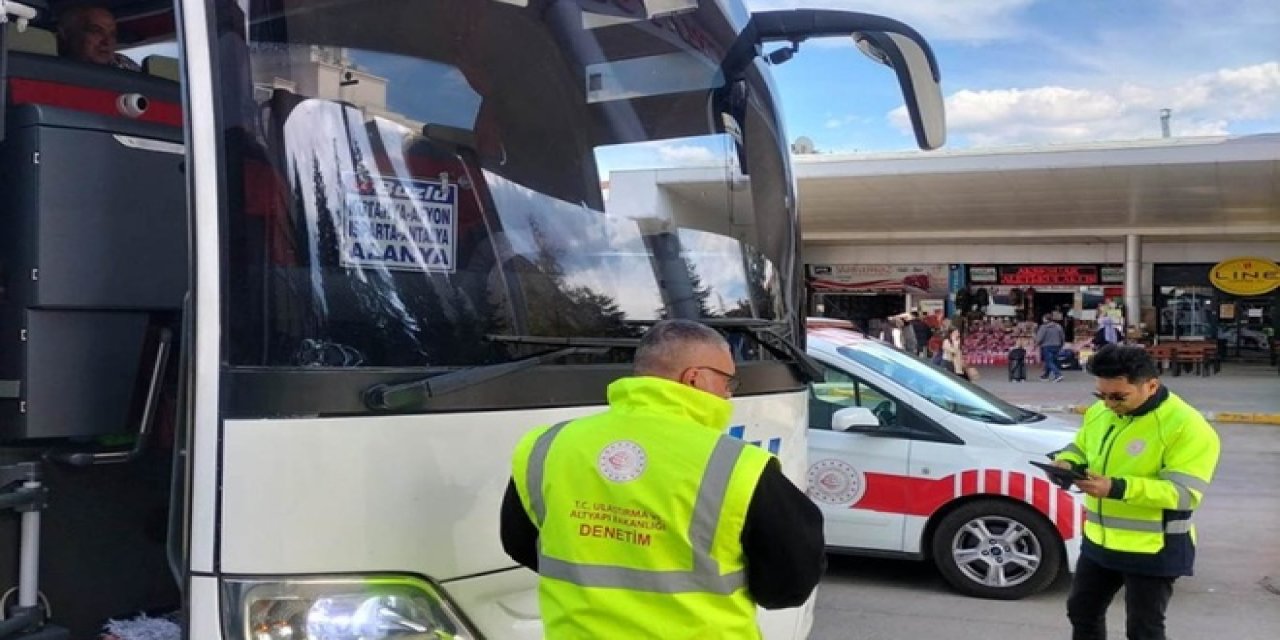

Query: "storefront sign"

xmin=1209 ymin=257 xmax=1280 ymax=296
xmin=966 ymin=264 xmax=1123 ymax=287
xmin=808 ymin=264 xmax=950 ymax=295
xmin=969 ymin=266 xmax=997 ymax=283
xmin=999 ymin=265 xmax=1099 ymax=286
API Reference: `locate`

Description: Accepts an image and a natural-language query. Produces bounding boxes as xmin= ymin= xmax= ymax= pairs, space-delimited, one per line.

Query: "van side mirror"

xmin=832 ymin=406 xmax=880 ymax=432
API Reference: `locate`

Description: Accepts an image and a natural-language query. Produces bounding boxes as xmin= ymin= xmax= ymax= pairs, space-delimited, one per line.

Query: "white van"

xmin=805 ymin=325 xmax=1084 ymax=599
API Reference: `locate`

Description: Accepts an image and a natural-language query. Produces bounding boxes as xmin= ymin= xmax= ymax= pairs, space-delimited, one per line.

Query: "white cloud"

xmin=1038 ymin=0 xmax=1280 ymax=86
xmin=745 ymin=0 xmax=1037 ymax=43
xmin=657 ymin=144 xmax=719 ymax=165
xmin=889 ymin=61 xmax=1280 ymax=147
xmin=824 ymin=115 xmax=859 ymax=129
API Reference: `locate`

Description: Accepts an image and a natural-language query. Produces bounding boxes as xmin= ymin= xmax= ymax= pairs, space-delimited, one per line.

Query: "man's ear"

xmin=1143 ymin=377 xmax=1160 ymax=395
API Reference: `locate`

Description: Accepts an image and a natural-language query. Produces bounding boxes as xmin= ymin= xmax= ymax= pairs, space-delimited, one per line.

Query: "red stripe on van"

xmin=1008 ymin=471 xmax=1027 ymax=501
xmin=1056 ymin=491 xmax=1078 ymax=539
xmin=985 ymin=469 xmax=1003 ymax=495
xmin=1032 ymin=477 xmax=1051 ymax=515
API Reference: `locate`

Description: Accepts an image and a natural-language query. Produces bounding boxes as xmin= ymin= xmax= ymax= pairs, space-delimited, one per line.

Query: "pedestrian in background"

xmin=1093 ymin=316 xmax=1123 ymax=347
xmin=1036 ymin=313 xmax=1066 ymax=382
xmin=942 ymin=328 xmax=968 ymax=380
xmin=910 ymin=312 xmax=932 ymax=357
xmin=1053 ymin=345 xmax=1219 ymax=640
xmin=901 ymin=316 xmax=919 ymax=355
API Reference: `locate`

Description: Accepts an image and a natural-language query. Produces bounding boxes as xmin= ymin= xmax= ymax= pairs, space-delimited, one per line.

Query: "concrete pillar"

xmin=1125 ymin=234 xmax=1142 ymax=330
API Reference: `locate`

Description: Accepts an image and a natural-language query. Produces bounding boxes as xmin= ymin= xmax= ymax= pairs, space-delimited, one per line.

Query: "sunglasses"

xmin=693 ymin=366 xmax=741 ymax=393
xmin=1092 ymin=391 xmax=1131 ymax=403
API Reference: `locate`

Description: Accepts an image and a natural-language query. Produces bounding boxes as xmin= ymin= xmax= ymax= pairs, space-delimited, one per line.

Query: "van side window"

xmin=808 ymin=364 xmax=900 ymax=430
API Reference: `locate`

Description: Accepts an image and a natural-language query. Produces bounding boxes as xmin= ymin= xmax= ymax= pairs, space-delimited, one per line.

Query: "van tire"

xmin=930 ymin=499 xmax=1062 ymax=600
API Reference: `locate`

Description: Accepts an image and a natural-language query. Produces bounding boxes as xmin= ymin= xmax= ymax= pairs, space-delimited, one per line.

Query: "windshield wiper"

xmin=627 ymin=318 xmax=822 ymax=383
xmin=1018 ymin=410 xmax=1046 ymax=423
xmin=954 ymin=406 xmax=1017 ymax=425
xmin=363 ymin=341 xmax=620 ymax=411
xmin=366 ymin=319 xmax=821 ymax=411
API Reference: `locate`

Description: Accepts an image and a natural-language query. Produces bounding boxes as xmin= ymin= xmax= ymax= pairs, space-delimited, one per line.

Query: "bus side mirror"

xmin=832 ymin=406 xmax=880 ymax=432
xmin=852 ymin=31 xmax=946 ymax=151
xmin=723 ymin=9 xmax=947 ymax=151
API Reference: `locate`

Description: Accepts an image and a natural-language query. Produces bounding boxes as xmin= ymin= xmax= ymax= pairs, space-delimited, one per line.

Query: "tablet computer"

xmin=1029 ymin=460 xmax=1087 ymax=489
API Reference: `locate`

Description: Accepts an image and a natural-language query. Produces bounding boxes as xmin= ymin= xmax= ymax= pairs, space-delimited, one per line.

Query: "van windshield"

xmin=836 ymin=342 xmax=1042 ymax=425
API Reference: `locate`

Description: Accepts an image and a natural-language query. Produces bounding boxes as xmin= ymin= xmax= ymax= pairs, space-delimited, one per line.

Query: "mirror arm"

xmin=724 ymin=10 xmax=941 ymax=82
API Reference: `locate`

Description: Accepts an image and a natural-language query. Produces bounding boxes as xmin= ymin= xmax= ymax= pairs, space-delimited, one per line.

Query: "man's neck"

xmin=1123 ymin=384 xmax=1169 ymax=417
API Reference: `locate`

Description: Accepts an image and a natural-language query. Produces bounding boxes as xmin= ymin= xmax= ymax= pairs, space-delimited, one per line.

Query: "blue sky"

xmin=750 ymin=0 xmax=1280 ymax=152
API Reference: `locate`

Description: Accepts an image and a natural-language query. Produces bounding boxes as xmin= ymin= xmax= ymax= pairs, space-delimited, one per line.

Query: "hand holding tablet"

xmin=1029 ymin=460 xmax=1086 ymax=490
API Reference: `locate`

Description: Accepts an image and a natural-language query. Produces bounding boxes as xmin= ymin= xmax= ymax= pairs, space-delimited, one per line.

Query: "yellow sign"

xmin=1210 ymin=257 xmax=1280 ymax=296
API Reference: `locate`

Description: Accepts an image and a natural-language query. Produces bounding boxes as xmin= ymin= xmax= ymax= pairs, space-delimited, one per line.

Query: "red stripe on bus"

xmin=7 ymin=78 xmax=182 ymax=127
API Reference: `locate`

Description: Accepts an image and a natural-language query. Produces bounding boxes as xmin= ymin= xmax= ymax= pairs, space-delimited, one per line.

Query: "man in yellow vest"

xmin=500 ymin=319 xmax=825 ymax=639
xmin=1053 ymin=344 xmax=1220 ymax=640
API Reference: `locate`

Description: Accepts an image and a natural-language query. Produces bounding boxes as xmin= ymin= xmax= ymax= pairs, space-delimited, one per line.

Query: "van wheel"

xmin=930 ymin=500 xmax=1062 ymax=600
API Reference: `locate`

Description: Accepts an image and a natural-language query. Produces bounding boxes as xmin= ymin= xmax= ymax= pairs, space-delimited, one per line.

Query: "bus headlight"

xmin=223 ymin=575 xmax=474 ymax=640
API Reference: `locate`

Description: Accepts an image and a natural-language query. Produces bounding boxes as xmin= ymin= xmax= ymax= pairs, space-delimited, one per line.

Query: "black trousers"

xmin=1067 ymin=554 xmax=1177 ymax=640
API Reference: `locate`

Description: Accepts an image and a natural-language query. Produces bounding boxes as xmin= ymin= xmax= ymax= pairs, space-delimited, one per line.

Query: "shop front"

xmin=807 ymin=264 xmax=949 ymax=335
xmin=938 ymin=264 xmax=1125 ymax=367
xmin=963 ymin=264 xmax=1125 ymax=325
xmin=1155 ymin=257 xmax=1280 ymax=362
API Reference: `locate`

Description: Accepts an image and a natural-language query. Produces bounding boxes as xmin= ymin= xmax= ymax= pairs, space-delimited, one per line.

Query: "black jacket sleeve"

xmin=740 ymin=458 xmax=826 ymax=609
xmin=500 ymin=478 xmax=540 ymax=571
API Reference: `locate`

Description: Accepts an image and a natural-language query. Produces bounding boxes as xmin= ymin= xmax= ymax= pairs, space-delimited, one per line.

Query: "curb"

xmin=1021 ymin=404 xmax=1280 ymax=426
xmin=1205 ymin=411 xmax=1280 ymax=426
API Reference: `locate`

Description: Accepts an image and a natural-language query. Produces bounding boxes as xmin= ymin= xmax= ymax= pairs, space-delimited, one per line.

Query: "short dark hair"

xmin=634 ymin=319 xmax=727 ymax=377
xmin=1087 ymin=344 xmax=1158 ymax=383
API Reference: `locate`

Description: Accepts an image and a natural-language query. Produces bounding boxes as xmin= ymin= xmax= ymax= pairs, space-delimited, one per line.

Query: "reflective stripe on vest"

xmin=527 ymin=421 xmax=570 ymax=527
xmin=1160 ymin=470 xmax=1209 ymax=510
xmin=1085 ymin=510 xmax=1191 ymax=534
xmin=526 ymin=425 xmax=748 ymax=595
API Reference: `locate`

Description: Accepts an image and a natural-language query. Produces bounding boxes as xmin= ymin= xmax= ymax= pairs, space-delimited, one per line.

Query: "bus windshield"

xmin=218 ymin=0 xmax=795 ymax=372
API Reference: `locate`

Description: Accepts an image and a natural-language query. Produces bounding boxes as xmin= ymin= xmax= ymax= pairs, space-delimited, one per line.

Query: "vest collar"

xmin=607 ymin=376 xmax=734 ymax=432
xmin=1127 ymin=384 xmax=1170 ymax=418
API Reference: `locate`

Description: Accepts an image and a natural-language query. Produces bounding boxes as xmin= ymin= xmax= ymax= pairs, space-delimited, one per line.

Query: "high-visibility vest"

xmin=512 ymin=376 xmax=773 ymax=639
xmin=1055 ymin=390 xmax=1219 ymax=557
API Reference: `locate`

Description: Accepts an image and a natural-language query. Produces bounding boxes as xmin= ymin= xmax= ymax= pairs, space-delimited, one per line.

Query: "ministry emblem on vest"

xmin=598 ymin=440 xmax=648 ymax=482
xmin=1126 ymin=439 xmax=1146 ymax=456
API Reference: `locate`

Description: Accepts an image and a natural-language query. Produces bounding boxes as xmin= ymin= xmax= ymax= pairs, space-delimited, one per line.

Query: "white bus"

xmin=0 ymin=1 xmax=943 ymax=637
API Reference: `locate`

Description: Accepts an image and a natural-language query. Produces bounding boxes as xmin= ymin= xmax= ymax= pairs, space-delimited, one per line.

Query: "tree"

xmin=518 ymin=222 xmax=630 ymax=337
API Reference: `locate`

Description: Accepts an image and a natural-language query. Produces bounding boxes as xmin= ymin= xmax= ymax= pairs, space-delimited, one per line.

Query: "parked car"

xmin=805 ymin=324 xmax=1083 ymax=599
